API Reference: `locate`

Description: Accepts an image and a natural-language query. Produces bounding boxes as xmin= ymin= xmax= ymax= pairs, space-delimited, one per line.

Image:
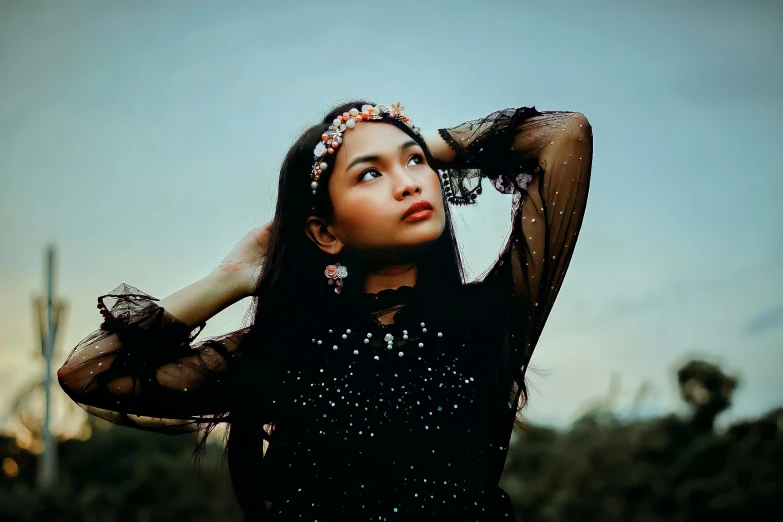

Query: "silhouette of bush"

xmin=501 ymin=360 xmax=782 ymax=521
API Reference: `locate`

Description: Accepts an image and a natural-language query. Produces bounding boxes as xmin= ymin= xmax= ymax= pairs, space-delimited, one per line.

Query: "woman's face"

xmin=314 ymin=122 xmax=446 ymax=253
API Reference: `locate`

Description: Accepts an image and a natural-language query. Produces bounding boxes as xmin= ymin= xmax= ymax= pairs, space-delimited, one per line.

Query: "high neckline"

xmin=358 ymin=285 xmax=418 ymax=311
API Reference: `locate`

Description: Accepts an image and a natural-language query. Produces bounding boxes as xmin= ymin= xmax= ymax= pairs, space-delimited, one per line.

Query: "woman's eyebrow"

xmin=345 ymin=140 xmax=418 ymax=171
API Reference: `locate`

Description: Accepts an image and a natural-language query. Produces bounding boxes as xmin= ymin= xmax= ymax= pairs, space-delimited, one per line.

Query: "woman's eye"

xmin=408 ymin=153 xmax=424 ymax=166
xmin=357 ymin=154 xmax=424 ymax=182
xmin=358 ymin=169 xmax=381 ymax=182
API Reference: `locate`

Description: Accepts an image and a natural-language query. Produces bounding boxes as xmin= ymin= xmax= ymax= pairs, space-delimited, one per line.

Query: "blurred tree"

xmin=0 ymin=426 xmax=241 ymax=522
xmin=500 ymin=359 xmax=782 ymax=522
xmin=677 ymin=360 xmax=738 ymax=433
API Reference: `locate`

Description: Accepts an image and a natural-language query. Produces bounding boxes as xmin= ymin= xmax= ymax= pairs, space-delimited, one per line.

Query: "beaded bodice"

xmin=261 ymin=287 xmax=503 ymax=519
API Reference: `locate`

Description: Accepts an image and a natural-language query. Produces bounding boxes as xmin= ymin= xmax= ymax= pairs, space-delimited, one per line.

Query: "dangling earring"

xmin=324 ymin=263 xmax=348 ymax=294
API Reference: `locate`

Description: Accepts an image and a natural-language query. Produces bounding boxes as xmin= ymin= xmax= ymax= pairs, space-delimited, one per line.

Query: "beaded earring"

xmin=324 ymin=263 xmax=348 ymax=294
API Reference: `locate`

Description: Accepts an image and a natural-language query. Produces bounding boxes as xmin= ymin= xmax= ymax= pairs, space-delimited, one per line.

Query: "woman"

xmin=58 ymin=100 xmax=592 ymax=521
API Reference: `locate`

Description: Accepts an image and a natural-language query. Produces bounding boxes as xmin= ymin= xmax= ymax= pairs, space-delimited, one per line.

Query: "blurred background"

xmin=1 ymin=0 xmax=781 ymax=520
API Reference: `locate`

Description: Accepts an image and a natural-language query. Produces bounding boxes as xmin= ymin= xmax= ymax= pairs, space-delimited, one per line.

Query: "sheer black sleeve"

xmin=57 ymin=283 xmax=248 ymax=433
xmin=438 ymin=107 xmax=593 ymax=415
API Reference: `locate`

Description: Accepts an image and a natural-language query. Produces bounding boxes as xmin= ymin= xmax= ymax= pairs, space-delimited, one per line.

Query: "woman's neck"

xmin=363 ymin=263 xmax=417 ymax=295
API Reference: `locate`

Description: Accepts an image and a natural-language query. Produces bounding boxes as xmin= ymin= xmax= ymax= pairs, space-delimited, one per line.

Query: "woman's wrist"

xmin=208 ymin=266 xmax=253 ymax=303
xmin=424 ymin=131 xmax=457 ymax=166
xmin=154 ymin=270 xmax=248 ymax=329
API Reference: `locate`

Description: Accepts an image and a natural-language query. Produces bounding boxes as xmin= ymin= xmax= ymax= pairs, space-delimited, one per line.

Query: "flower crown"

xmin=310 ymin=103 xmax=421 ymax=194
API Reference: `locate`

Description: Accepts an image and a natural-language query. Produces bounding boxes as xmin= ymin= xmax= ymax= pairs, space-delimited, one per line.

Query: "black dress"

xmin=58 ymin=106 xmax=593 ymax=521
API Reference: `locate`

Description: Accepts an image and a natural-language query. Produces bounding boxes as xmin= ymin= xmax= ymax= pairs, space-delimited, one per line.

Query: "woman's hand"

xmin=212 ymin=220 xmax=274 ymax=298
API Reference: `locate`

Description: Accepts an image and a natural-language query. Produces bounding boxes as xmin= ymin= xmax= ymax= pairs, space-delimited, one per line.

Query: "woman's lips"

xmin=402 ymin=200 xmax=434 ymax=220
xmin=403 ymin=209 xmax=433 ymax=221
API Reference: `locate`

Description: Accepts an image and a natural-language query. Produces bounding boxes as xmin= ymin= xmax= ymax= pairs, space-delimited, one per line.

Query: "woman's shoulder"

xmin=457 ymin=279 xmax=500 ymax=311
xmin=421 ymin=281 xmax=500 ymax=332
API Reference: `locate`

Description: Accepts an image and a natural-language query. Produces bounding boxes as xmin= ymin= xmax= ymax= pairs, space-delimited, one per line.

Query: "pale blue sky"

xmin=1 ymin=0 xmax=781 ymax=432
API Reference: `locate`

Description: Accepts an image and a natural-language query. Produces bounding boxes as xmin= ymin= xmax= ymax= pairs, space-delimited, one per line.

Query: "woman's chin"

xmin=398 ymin=222 xmax=445 ymax=246
xmin=354 ymin=220 xmax=445 ymax=251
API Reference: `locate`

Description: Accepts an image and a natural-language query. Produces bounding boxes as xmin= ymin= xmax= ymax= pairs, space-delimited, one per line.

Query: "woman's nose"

xmin=395 ymin=171 xmax=422 ymax=199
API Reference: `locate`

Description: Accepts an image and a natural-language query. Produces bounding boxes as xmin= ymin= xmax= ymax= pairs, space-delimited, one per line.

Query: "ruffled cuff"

xmin=96 ymin=283 xmax=203 ymax=348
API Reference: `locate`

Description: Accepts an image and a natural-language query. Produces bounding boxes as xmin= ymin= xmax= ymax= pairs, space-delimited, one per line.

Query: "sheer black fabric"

xmin=58 ymin=106 xmax=592 ymax=521
xmin=440 ymin=107 xmax=593 ymax=429
xmin=58 ymin=283 xmax=247 ymax=433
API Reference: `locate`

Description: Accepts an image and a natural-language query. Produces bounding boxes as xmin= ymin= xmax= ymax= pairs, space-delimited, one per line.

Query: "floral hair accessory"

xmin=310 ymin=103 xmax=421 ymax=195
xmin=324 ymin=263 xmax=348 ymax=294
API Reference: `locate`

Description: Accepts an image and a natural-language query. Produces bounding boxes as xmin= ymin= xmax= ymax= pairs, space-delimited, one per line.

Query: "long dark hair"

xmin=200 ymin=101 xmax=469 ymax=519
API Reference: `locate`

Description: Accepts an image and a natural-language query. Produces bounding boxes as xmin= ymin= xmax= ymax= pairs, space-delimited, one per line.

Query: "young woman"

xmin=58 ymin=101 xmax=592 ymax=521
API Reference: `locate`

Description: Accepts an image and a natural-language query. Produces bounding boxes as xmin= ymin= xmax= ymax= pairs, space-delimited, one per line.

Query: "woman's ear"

xmin=305 ymin=216 xmax=344 ymax=255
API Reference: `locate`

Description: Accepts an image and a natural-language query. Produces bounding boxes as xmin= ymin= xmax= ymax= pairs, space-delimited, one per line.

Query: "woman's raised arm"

xmin=428 ymin=106 xmax=593 ymax=386
xmin=57 ymin=222 xmax=273 ymax=432
xmin=57 ymin=270 xmax=250 ymax=432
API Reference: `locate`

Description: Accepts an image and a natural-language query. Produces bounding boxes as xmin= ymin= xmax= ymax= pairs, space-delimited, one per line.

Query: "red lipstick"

xmin=402 ymin=200 xmax=434 ymax=221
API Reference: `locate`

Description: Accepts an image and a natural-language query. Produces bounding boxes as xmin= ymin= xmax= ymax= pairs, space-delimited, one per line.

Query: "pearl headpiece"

xmin=310 ymin=103 xmax=421 ymax=194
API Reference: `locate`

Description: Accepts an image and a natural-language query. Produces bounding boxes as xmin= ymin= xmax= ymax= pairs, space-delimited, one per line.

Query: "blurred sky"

xmin=1 ymin=0 xmax=781 ymax=433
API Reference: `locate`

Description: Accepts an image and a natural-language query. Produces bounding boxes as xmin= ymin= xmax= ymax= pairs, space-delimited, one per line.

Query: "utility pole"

xmin=32 ymin=244 xmax=66 ymax=489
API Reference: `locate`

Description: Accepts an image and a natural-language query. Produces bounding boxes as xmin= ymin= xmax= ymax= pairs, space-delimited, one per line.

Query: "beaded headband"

xmin=310 ymin=103 xmax=421 ymax=194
